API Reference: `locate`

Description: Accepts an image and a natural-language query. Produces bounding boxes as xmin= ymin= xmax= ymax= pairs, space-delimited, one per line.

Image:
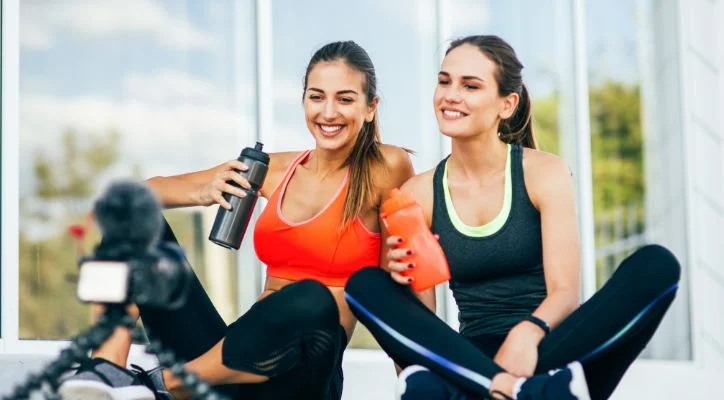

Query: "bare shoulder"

xmin=521 ymin=147 xmax=573 ymax=207
xmin=399 ymin=167 xmax=436 ymax=225
xmin=268 ymin=151 xmax=302 ymax=174
xmin=261 ymin=151 xmax=304 ymax=198
xmin=379 ymin=143 xmax=413 ymax=170
xmin=400 ymin=168 xmax=434 ymax=196
xmin=375 ymin=144 xmax=415 ymax=189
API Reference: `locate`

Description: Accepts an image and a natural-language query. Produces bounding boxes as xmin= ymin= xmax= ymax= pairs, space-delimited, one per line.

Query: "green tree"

xmin=532 ymin=93 xmax=561 ymax=154
xmin=589 ymin=81 xmax=644 ymax=214
xmin=588 ymin=81 xmax=644 ymax=284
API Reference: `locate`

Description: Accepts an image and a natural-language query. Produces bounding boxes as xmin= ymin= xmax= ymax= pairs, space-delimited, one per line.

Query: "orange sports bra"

xmin=253 ymin=150 xmax=381 ymax=286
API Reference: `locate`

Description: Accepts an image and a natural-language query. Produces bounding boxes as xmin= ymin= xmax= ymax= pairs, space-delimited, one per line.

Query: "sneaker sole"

xmin=567 ymin=361 xmax=592 ymax=400
xmin=58 ymin=380 xmax=155 ymax=400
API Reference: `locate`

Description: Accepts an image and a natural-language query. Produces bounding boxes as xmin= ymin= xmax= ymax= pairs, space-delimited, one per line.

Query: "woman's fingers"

xmin=391 ymin=272 xmax=412 ymax=285
xmin=220 ymin=182 xmax=246 ymax=198
xmin=388 ymin=248 xmax=411 ymax=261
xmin=226 ymin=159 xmax=249 ymax=171
xmin=212 ymin=191 xmax=232 ymax=210
xmin=386 ymin=261 xmax=412 ymax=273
xmin=227 ymin=171 xmax=252 ymax=190
xmin=386 ymin=236 xmax=403 ymax=247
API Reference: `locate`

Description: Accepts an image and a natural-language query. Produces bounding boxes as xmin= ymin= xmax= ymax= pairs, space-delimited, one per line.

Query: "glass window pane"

xmin=269 ymin=0 xmax=440 ymax=349
xmin=18 ymin=0 xmax=256 ymax=339
xmin=586 ymin=0 xmax=691 ymax=360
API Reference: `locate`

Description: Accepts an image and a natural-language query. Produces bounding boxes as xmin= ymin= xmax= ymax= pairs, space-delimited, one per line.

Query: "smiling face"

xmin=433 ymin=44 xmax=518 ymax=140
xmin=303 ymin=60 xmax=378 ymax=154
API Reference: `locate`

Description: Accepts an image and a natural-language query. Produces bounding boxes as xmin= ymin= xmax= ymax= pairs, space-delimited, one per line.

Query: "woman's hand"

xmin=493 ymin=321 xmax=545 ymax=378
xmin=383 ymin=234 xmax=439 ymax=285
xmin=195 ymin=160 xmax=251 ymax=209
xmin=384 ymin=236 xmax=414 ymax=285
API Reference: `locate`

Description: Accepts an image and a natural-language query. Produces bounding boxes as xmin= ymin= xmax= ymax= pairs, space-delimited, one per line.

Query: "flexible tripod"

xmin=3 ymin=304 xmax=228 ymax=400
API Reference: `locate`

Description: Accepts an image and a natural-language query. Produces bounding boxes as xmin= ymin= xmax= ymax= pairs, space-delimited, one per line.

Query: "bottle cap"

xmin=381 ymin=189 xmax=417 ymax=215
xmin=240 ymin=141 xmax=270 ymax=165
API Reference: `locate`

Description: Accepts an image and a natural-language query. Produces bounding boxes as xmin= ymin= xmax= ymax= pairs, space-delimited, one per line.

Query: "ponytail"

xmin=500 ymin=83 xmax=536 ymax=149
xmin=342 ymin=116 xmax=383 ymax=227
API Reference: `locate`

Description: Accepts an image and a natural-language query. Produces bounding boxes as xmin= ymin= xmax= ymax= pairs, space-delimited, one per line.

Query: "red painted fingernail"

xmin=407 ymin=278 xmax=413 ymax=283
xmin=406 ymin=250 xmax=413 ymax=256
xmin=397 ymin=238 xmax=403 ymax=243
xmin=408 ymin=263 xmax=414 ymax=269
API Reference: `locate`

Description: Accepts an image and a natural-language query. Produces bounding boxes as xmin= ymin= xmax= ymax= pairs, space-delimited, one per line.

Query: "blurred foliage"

xmin=589 ymin=81 xmax=644 ymax=214
xmin=588 ymin=81 xmax=645 ymax=285
xmin=19 ymin=128 xmax=121 ymax=338
xmin=19 ymin=128 xmax=226 ymax=339
xmin=34 ymin=129 xmax=120 ymax=202
xmin=532 ymin=93 xmax=561 ymax=155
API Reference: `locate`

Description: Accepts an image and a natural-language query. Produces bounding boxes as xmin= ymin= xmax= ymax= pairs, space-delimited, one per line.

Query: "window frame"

xmin=1 ymin=0 xmax=20 ymax=354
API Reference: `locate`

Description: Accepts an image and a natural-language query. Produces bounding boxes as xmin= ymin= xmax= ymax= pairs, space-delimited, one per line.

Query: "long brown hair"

xmin=303 ymin=41 xmax=384 ymax=226
xmin=447 ymin=35 xmax=537 ymax=149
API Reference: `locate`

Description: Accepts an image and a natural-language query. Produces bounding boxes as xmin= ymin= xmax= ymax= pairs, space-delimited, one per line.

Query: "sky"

xmin=18 ymin=0 xmax=641 ymax=203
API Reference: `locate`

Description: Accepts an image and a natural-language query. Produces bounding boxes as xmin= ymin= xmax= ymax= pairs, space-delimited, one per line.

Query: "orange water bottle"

xmin=381 ymin=189 xmax=451 ymax=292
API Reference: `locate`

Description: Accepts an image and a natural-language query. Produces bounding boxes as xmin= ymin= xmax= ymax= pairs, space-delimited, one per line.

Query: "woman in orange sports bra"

xmin=59 ymin=41 xmax=413 ymax=400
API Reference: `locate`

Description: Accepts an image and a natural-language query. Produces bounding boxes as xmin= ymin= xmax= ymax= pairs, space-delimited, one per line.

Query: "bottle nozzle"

xmin=254 ymin=142 xmax=264 ymax=151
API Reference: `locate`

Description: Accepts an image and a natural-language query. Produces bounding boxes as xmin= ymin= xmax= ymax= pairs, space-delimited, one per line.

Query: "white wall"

xmin=640 ymin=0 xmax=724 ymax=368
xmin=679 ymin=0 xmax=724 ymax=370
xmin=640 ymin=0 xmax=693 ymax=360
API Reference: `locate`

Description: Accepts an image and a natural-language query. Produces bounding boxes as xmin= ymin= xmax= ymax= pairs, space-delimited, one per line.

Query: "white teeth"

xmin=320 ymin=124 xmax=343 ymax=133
xmin=443 ymin=110 xmax=463 ymax=118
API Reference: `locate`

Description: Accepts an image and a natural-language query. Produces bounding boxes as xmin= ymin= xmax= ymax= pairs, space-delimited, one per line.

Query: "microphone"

xmin=77 ymin=180 xmax=191 ymax=309
xmin=93 ymin=180 xmax=163 ymax=261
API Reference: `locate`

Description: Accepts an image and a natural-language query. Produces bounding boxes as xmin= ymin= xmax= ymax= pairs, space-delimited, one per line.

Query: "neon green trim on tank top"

xmin=443 ymin=143 xmax=512 ymax=237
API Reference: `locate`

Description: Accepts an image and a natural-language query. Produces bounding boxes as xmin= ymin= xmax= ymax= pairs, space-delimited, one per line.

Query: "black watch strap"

xmin=524 ymin=315 xmax=551 ymax=335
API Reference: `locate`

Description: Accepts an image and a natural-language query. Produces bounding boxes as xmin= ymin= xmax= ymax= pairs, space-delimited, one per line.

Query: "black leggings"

xmin=345 ymin=245 xmax=680 ymax=400
xmin=138 ymin=219 xmax=347 ymax=400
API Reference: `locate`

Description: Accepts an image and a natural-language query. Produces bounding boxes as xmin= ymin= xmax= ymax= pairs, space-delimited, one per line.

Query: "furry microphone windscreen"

xmin=93 ymin=180 xmax=163 ymax=254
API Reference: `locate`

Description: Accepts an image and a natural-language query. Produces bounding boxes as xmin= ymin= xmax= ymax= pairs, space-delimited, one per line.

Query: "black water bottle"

xmin=208 ymin=142 xmax=269 ymax=250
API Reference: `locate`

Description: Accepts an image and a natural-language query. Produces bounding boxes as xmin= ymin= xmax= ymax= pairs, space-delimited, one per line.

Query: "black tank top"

xmin=431 ymin=144 xmax=546 ymax=339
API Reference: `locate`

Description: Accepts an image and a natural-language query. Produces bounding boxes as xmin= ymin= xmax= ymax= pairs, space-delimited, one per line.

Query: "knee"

xmin=345 ymin=266 xmax=388 ymax=299
xmin=284 ymin=279 xmax=339 ymax=327
xmin=396 ymin=366 xmax=450 ymax=400
xmin=624 ymin=244 xmax=681 ymax=289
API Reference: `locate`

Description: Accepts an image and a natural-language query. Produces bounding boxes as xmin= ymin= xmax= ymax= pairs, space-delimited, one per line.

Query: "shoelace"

xmin=130 ymin=364 xmax=165 ymax=400
xmin=66 ymin=358 xmax=116 ymax=387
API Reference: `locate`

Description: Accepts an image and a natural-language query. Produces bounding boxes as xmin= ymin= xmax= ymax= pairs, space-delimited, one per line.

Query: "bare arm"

xmin=146 ymin=152 xmax=294 ymax=209
xmin=494 ymin=152 xmax=580 ymax=377
xmin=525 ymin=155 xmax=581 ymax=332
xmin=146 ymin=160 xmax=250 ymax=209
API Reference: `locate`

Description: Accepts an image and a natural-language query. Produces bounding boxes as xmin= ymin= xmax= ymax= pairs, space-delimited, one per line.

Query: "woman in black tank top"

xmin=345 ymin=35 xmax=680 ymax=400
